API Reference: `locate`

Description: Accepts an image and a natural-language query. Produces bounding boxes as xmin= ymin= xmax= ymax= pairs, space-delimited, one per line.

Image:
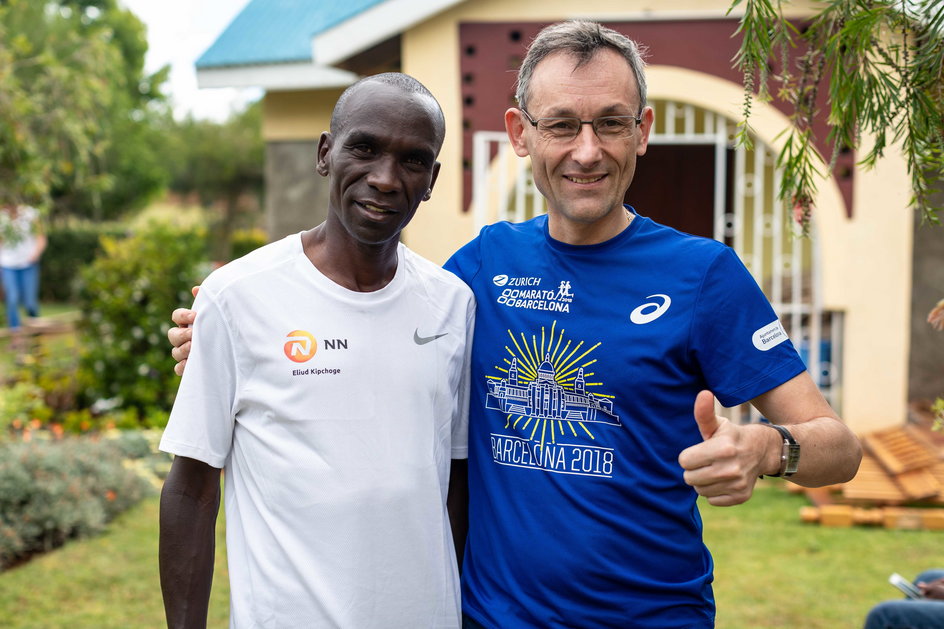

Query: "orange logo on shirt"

xmin=284 ymin=330 xmax=317 ymax=362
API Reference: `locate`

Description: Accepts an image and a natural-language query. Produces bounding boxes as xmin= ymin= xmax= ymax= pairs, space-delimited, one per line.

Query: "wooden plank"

xmin=819 ymin=505 xmax=854 ymax=527
xmin=923 ymin=510 xmax=944 ymax=530
xmin=893 ymin=469 xmax=941 ymax=501
xmin=841 ymin=454 xmax=907 ymax=504
xmin=930 ymin=463 xmax=944 ymax=505
xmin=903 ymin=424 xmax=944 ymax=460
xmin=862 ymin=428 xmax=938 ymax=475
xmin=797 ymin=505 xmax=944 ymax=529
xmin=804 ymin=486 xmax=835 ymax=507
xmin=883 ymin=508 xmax=925 ymax=530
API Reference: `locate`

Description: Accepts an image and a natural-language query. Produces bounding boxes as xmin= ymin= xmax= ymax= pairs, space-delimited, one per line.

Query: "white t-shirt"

xmin=160 ymin=233 xmax=474 ymax=629
xmin=0 ymin=206 xmax=40 ymax=269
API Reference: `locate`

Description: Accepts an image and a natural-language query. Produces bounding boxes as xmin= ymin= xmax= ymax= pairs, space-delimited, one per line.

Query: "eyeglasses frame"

xmin=519 ymin=108 xmax=643 ymax=141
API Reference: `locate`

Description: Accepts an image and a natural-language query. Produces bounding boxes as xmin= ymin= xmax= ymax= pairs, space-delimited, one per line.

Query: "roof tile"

xmin=197 ymin=0 xmax=387 ymax=68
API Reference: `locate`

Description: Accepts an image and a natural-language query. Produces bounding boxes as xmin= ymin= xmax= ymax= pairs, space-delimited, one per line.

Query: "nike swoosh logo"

xmin=414 ymin=329 xmax=448 ymax=345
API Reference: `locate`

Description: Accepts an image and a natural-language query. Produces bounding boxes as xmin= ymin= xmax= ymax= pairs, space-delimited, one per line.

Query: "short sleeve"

xmin=690 ymin=247 xmax=806 ymax=407
xmin=159 ymin=288 xmax=240 ymax=468
xmin=444 ymin=231 xmax=485 ymax=286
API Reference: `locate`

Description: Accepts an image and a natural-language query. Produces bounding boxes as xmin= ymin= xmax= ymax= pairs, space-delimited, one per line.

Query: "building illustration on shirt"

xmin=485 ymin=325 xmax=620 ymax=477
xmin=486 ymin=354 xmax=620 ymax=427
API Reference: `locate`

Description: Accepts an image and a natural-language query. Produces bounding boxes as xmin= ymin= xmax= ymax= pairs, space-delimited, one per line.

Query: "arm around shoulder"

xmin=159 ymin=455 xmax=222 ymax=629
xmin=750 ymin=371 xmax=862 ymax=487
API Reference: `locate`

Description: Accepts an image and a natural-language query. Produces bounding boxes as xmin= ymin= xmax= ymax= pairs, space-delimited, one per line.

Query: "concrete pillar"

xmin=264 ymin=141 xmax=328 ymax=239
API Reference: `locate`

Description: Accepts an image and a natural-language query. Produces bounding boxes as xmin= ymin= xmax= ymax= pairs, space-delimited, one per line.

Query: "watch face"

xmin=784 ymin=444 xmax=801 ymax=475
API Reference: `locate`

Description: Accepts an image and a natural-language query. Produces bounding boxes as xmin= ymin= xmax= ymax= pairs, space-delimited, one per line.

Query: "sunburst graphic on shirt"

xmin=484 ymin=320 xmax=620 ymax=451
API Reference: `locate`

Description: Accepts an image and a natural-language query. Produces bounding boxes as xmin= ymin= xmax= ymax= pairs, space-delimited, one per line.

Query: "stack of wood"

xmin=796 ymin=403 xmax=944 ymax=529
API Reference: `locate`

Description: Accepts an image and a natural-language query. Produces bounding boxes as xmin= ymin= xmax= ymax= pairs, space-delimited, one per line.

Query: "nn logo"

xmin=283 ymin=330 xmax=349 ymax=363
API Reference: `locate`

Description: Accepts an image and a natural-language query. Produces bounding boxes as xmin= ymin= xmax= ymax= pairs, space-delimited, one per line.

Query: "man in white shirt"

xmin=159 ymin=73 xmax=474 ymax=629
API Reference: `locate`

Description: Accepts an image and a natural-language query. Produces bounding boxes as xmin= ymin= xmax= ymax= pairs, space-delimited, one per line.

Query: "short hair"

xmin=515 ymin=20 xmax=648 ymax=112
xmin=330 ymin=72 xmax=446 ymax=146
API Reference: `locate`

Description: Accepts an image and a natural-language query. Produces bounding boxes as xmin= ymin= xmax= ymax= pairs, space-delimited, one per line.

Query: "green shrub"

xmin=76 ymin=222 xmax=209 ymax=423
xmin=0 ymin=383 xmax=52 ymax=437
xmin=8 ymin=338 xmax=81 ymax=425
xmin=39 ymin=222 xmax=128 ymax=303
xmin=0 ymin=435 xmax=156 ymax=569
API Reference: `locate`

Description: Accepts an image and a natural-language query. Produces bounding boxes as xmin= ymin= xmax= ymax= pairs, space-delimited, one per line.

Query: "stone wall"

xmin=264 ymin=141 xmax=328 ymax=239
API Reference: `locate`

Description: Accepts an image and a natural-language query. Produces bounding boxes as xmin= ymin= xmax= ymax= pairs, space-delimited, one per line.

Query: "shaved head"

xmin=331 ymin=73 xmax=446 ymax=150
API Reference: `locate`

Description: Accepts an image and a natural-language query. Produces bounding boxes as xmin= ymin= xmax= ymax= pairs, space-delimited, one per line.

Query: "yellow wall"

xmin=262 ymin=88 xmax=345 ymax=141
xmin=826 ymin=139 xmax=914 ymax=433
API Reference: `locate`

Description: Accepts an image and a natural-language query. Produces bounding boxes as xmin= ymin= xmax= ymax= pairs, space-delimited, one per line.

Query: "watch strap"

xmin=761 ymin=422 xmax=800 ymax=478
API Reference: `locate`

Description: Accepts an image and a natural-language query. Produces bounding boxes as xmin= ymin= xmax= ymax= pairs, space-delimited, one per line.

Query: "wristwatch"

xmin=761 ymin=422 xmax=800 ymax=478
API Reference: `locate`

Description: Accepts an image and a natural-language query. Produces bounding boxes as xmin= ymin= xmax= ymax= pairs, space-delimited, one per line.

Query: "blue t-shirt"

xmin=444 ymin=211 xmax=806 ymax=629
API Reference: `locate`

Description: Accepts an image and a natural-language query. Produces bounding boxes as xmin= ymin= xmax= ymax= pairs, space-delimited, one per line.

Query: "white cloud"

xmin=121 ymin=0 xmax=260 ymax=121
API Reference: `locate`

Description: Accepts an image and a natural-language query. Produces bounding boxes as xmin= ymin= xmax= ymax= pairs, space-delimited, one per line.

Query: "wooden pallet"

xmin=800 ymin=423 xmax=944 ymax=529
xmin=931 ymin=462 xmax=944 ymax=506
xmin=863 ymin=427 xmax=939 ymax=474
xmin=842 ymin=454 xmax=908 ymax=504
xmin=858 ymin=426 xmax=941 ymax=501
xmin=801 ymin=504 xmax=944 ymax=530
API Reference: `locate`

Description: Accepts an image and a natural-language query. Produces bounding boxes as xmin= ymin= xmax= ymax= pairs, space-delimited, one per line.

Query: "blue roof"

xmin=197 ymin=0 xmax=387 ymax=69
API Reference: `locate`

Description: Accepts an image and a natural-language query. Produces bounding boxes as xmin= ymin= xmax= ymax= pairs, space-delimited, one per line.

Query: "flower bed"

xmin=0 ymin=431 xmax=164 ymax=570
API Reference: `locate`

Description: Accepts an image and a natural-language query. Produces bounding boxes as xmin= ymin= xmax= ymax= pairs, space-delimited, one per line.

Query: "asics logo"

xmin=630 ymin=294 xmax=672 ymax=324
xmin=414 ymin=329 xmax=448 ymax=345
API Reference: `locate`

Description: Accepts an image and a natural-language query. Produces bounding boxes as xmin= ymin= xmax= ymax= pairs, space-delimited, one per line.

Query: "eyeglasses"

xmin=520 ymin=109 xmax=642 ymax=141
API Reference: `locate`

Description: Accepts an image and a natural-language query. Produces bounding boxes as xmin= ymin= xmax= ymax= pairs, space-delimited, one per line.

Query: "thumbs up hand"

xmin=678 ymin=390 xmax=773 ymax=506
xmin=692 ymin=389 xmax=723 ymax=441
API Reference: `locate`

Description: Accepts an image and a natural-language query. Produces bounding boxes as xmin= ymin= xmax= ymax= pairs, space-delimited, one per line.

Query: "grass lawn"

xmin=33 ymin=302 xmax=80 ymax=319
xmin=704 ymin=481 xmax=942 ymax=628
xmin=0 ymin=482 xmax=939 ymax=627
xmin=0 ymin=497 xmax=229 ymax=629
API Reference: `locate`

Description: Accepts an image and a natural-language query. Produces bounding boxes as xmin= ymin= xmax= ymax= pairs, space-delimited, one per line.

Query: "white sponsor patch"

xmin=752 ymin=320 xmax=789 ymax=351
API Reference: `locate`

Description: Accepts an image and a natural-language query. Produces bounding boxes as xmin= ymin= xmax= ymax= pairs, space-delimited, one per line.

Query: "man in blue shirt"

xmin=170 ymin=20 xmax=861 ymax=628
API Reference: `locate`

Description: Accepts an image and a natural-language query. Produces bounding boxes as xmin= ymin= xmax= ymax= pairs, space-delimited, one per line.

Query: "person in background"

xmin=0 ymin=203 xmax=46 ymax=340
xmin=864 ymin=570 xmax=944 ymax=629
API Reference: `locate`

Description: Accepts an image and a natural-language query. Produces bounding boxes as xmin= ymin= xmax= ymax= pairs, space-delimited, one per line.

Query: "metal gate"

xmin=471 ymin=100 xmax=842 ymax=419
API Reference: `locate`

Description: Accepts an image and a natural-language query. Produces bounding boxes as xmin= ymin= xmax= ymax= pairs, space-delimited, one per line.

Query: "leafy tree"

xmin=729 ymin=0 xmax=943 ymax=231
xmin=64 ymin=0 xmax=172 ymax=221
xmin=731 ymin=0 xmax=944 ymax=430
xmin=167 ymin=102 xmax=264 ymax=261
xmin=0 ymin=0 xmax=170 ymax=220
xmin=0 ymin=0 xmax=116 ymax=210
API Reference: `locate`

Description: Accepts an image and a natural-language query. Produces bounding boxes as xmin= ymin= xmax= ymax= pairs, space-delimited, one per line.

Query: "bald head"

xmin=331 ymin=73 xmax=446 ymax=151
